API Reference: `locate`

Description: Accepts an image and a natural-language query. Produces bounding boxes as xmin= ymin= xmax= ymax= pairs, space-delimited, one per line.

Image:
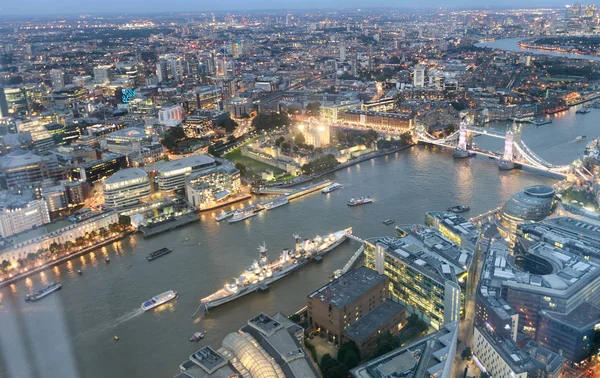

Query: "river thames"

xmin=475 ymin=37 xmax=600 ymax=62
xmin=2 ymin=105 xmax=599 ymax=377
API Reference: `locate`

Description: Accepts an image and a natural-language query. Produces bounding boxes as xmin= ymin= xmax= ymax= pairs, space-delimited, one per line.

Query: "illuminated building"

xmin=50 ymin=86 xmax=89 ymax=108
xmin=0 ymin=210 xmax=118 ymax=264
xmin=498 ymin=185 xmax=555 ymax=243
xmin=70 ymin=153 xmax=127 ymax=183
xmin=425 ymin=211 xmax=479 ymax=249
xmin=320 ymin=100 xmax=361 ymax=123
xmin=50 ymin=69 xmax=65 ymax=90
xmin=93 ymin=65 xmax=113 ymax=85
xmin=16 ymin=118 xmax=55 ymax=153
xmin=364 ymin=229 xmax=468 ymax=330
xmin=298 ymin=123 xmax=330 ymax=148
xmin=185 ymin=165 xmax=240 ymax=209
xmin=307 ymin=267 xmax=389 ymax=345
xmin=413 ymin=64 xmax=426 ymax=88
xmin=339 ymin=110 xmax=414 ymax=133
xmin=350 ymin=321 xmax=458 ymax=378
xmin=103 ymin=168 xmax=151 ymax=208
xmin=0 ymin=192 xmax=50 ymax=238
xmin=42 ymin=185 xmax=68 ymax=213
xmin=182 ymin=116 xmax=212 ymax=138
xmin=1 ymin=86 xmax=28 ymax=117
xmin=100 ymin=127 xmax=152 ymax=156
xmin=225 ymin=97 xmax=250 ymax=118
xmin=158 ymin=105 xmax=185 ymax=127
xmin=194 ymin=86 xmax=221 ymax=110
xmin=155 ymin=155 xmax=216 ymax=192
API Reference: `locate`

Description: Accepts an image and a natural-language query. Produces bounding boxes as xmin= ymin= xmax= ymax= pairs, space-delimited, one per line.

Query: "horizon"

xmin=0 ymin=1 xmax=571 ymax=17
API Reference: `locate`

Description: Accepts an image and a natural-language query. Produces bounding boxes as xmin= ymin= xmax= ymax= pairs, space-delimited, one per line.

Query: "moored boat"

xmin=322 ymin=183 xmax=342 ymax=194
xmin=25 ymin=282 xmax=62 ymax=302
xmin=576 ymin=135 xmax=588 ymax=142
xmin=228 ymin=210 xmax=257 ymax=223
xmin=189 ymin=332 xmax=205 ymax=342
xmin=200 ymin=228 xmax=352 ymax=310
xmin=265 ymin=197 xmax=289 ymax=211
xmin=383 ymin=219 xmax=395 ymax=225
xmin=447 ymin=205 xmax=470 ymax=213
xmin=216 ymin=212 xmax=233 ymax=221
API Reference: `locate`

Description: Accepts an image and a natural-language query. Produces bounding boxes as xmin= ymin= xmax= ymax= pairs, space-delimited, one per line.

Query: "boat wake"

xmin=76 ymin=308 xmax=143 ymax=340
xmin=113 ymin=308 xmax=143 ymax=324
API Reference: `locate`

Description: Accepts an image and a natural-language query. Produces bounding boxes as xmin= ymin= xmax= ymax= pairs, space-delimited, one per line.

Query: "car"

xmin=588 ymin=369 xmax=595 ymax=377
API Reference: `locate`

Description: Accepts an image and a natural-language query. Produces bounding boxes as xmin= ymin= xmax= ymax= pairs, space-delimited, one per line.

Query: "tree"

xmin=373 ymin=332 xmax=400 ymax=358
xmin=235 ymin=163 xmax=247 ymax=176
xmin=119 ymin=215 xmax=131 ymax=227
xmin=305 ymin=102 xmax=321 ymax=117
xmin=251 ymin=113 xmax=291 ymax=131
xmin=75 ymin=236 xmax=86 ymax=246
xmin=218 ymin=117 xmax=238 ymax=133
xmin=160 ymin=126 xmax=186 ymax=151
xmin=294 ymin=131 xmax=306 ymax=145
xmin=0 ymin=260 xmax=11 ymax=273
xmin=49 ymin=242 xmax=61 ymax=254
xmin=338 ymin=341 xmax=361 ymax=369
xmin=320 ymin=354 xmax=348 ymax=378
xmin=99 ymin=227 xmax=109 ymax=238
xmin=461 ymin=347 xmax=472 ymax=360
xmin=400 ymin=132 xmax=413 ymax=145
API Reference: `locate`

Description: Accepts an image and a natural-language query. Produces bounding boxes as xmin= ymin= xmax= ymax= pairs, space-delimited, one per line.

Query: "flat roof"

xmin=308 ymin=266 xmax=386 ymax=309
xmin=541 ymin=302 xmax=600 ymax=330
xmin=104 ymin=167 xmax=147 ymax=185
xmin=344 ymin=301 xmax=406 ymax=343
xmin=157 ymin=155 xmax=215 ymax=174
xmin=105 ymin=127 xmax=148 ymax=139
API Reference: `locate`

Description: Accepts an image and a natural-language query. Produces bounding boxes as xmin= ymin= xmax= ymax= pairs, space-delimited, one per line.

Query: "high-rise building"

xmin=156 ymin=155 xmax=216 ymax=192
xmin=50 ymin=69 xmax=65 ymax=90
xmin=156 ymin=61 xmax=168 ymax=83
xmin=185 ymin=165 xmax=241 ymax=209
xmin=413 ymin=64 xmax=426 ymax=87
xmin=339 ymin=43 xmax=346 ymax=61
xmin=158 ymin=105 xmax=185 ymax=127
xmin=566 ymin=3 xmax=583 ymax=31
xmin=584 ymin=4 xmax=596 ymax=23
xmin=93 ymin=65 xmax=113 ymax=85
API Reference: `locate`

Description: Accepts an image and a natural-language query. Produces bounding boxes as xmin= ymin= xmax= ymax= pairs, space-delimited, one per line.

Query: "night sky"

xmin=0 ymin=0 xmax=574 ymax=16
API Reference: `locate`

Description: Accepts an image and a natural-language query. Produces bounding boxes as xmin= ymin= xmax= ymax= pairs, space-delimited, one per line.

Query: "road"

xmin=451 ymin=223 xmax=491 ymax=378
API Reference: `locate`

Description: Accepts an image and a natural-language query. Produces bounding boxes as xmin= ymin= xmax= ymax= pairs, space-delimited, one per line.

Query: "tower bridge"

xmin=416 ymin=120 xmax=587 ymax=179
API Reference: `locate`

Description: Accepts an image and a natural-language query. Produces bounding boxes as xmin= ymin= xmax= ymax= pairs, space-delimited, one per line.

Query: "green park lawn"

xmin=223 ymin=148 xmax=285 ymax=178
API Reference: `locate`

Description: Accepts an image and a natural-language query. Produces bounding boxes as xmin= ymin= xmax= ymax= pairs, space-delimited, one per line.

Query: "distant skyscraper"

xmin=286 ymin=13 xmax=292 ymax=26
xmin=413 ymin=64 xmax=425 ymax=88
xmin=339 ymin=44 xmax=346 ymax=61
xmin=50 ymin=69 xmax=65 ymax=90
xmin=584 ymin=4 xmax=596 ymax=23
xmin=566 ymin=3 xmax=583 ymax=31
xmin=93 ymin=65 xmax=112 ymax=85
xmin=156 ymin=61 xmax=167 ymax=83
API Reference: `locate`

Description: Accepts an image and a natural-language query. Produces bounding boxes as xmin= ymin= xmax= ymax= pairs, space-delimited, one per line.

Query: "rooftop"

xmin=350 ymin=322 xmax=458 ymax=378
xmin=0 ymin=149 xmax=42 ymax=169
xmin=308 ymin=266 xmax=387 ymax=309
xmin=540 ymin=302 xmax=600 ymax=330
xmin=343 ymin=301 xmax=406 ymax=343
xmin=157 ymin=155 xmax=215 ymax=174
xmin=103 ymin=167 xmax=148 ymax=185
xmin=104 ymin=126 xmax=148 ymax=139
xmin=475 ymin=325 xmax=537 ymax=374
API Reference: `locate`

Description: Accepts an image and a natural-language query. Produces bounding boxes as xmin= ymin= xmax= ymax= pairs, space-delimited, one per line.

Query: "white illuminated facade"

xmin=156 ymin=155 xmax=216 ymax=192
xmin=299 ymin=123 xmax=330 ymax=148
xmin=0 ymin=199 xmax=50 ymax=238
xmin=103 ymin=168 xmax=151 ymax=208
xmin=185 ymin=165 xmax=241 ymax=209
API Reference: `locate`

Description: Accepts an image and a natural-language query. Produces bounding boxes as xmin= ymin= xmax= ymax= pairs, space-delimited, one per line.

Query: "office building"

xmin=339 ymin=110 xmax=414 ymax=133
xmin=93 ymin=65 xmax=113 ymax=85
xmin=0 ymin=191 xmax=50 ymax=238
xmin=0 ymin=150 xmax=64 ymax=189
xmin=350 ymin=321 xmax=458 ymax=378
xmin=364 ymin=228 xmax=468 ymax=330
xmin=156 ymin=155 xmax=216 ymax=192
xmin=185 ymin=165 xmax=241 ymax=209
xmin=158 ymin=105 xmax=185 ymax=127
xmin=517 ymin=216 xmax=600 ymax=262
xmin=70 ymin=153 xmax=128 ymax=183
xmin=479 ymin=236 xmax=600 ymax=362
xmin=176 ymin=312 xmax=319 ymax=378
xmin=307 ymin=266 xmax=389 ymax=345
xmin=1 ymin=86 xmax=28 ymax=117
xmin=103 ymin=168 xmax=151 ymax=208
xmin=425 ymin=211 xmax=480 ymax=249
xmin=15 ymin=118 xmax=55 ymax=153
xmin=413 ymin=64 xmax=426 ymax=88
xmin=473 ymin=325 xmax=539 ymax=378
xmin=42 ymin=185 xmax=68 ymax=213
xmin=498 ymin=185 xmax=555 ymax=243
xmin=50 ymin=69 xmax=65 ymax=90
xmin=194 ymin=86 xmax=221 ymax=110
xmin=100 ymin=127 xmax=152 ymax=156
xmin=225 ymin=97 xmax=250 ymax=118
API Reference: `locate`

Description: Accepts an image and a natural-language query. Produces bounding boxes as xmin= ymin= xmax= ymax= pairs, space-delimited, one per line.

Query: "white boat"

xmin=189 ymin=332 xmax=205 ymax=342
xmin=216 ymin=212 xmax=233 ymax=221
xmin=348 ymin=197 xmax=373 ymax=206
xmin=322 ymin=183 xmax=342 ymax=194
xmin=265 ymin=197 xmax=289 ymax=210
xmin=141 ymin=290 xmax=178 ymax=311
xmin=25 ymin=282 xmax=62 ymax=302
xmin=576 ymin=135 xmax=588 ymax=142
xmin=200 ymin=228 xmax=352 ymax=310
xmin=228 ymin=210 xmax=257 ymax=223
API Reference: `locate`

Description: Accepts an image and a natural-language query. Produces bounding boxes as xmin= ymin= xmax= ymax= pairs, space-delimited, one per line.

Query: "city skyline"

xmin=0 ymin=1 xmax=582 ymax=16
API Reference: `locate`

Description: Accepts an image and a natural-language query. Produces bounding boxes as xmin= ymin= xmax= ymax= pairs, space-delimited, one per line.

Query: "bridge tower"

xmin=458 ymin=120 xmax=468 ymax=151
xmin=499 ymin=125 xmax=518 ymax=170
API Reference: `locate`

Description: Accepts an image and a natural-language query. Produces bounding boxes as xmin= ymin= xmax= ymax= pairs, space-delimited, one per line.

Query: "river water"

xmin=2 ymin=106 xmax=598 ymax=378
xmin=475 ymin=37 xmax=600 ymax=62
